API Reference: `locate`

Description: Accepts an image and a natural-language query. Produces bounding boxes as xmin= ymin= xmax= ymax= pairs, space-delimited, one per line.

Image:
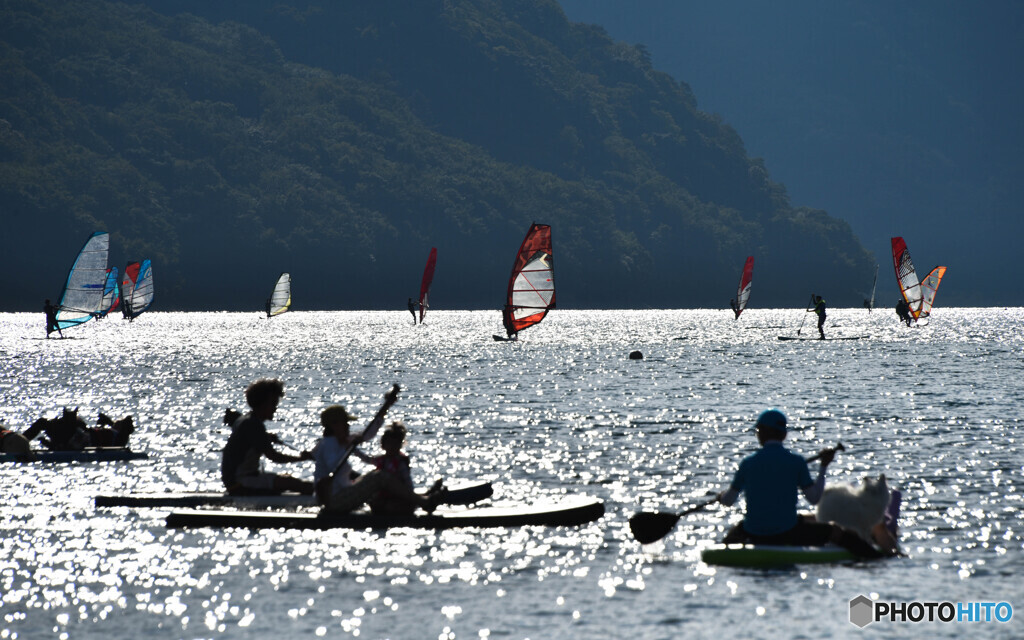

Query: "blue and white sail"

xmin=56 ymin=232 xmax=109 ymax=330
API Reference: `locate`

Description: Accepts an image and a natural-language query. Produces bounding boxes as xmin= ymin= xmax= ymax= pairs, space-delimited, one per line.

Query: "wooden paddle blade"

xmin=629 ymin=511 xmax=682 ymax=544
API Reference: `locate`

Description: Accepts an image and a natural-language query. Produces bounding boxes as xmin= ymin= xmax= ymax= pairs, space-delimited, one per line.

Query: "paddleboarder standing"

xmin=812 ymin=294 xmax=827 ymax=339
xmin=717 ymin=409 xmax=885 ymax=559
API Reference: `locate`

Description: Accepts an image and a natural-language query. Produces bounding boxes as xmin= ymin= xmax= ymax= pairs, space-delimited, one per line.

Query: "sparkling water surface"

xmin=1 ymin=309 xmax=1021 ymax=639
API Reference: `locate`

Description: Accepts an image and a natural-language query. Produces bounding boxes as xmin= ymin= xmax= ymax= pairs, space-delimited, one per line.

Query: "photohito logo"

xmin=849 ymin=595 xmax=1013 ymax=628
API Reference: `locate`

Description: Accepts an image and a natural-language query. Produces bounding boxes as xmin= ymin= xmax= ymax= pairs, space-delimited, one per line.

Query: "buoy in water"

xmin=628 ymin=350 xmax=643 ymax=360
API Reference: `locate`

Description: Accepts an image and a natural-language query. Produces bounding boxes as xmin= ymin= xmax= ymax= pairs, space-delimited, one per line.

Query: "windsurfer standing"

xmin=717 ymin=409 xmax=886 ymax=559
xmin=812 ymin=295 xmax=827 ymax=339
xmin=44 ymin=299 xmax=62 ymax=338
xmin=502 ymin=304 xmax=518 ymax=340
xmin=895 ymin=299 xmax=912 ymax=326
xmin=407 ymin=297 xmax=418 ymax=323
xmin=221 ymin=378 xmax=313 ymax=495
xmin=730 ymin=299 xmax=741 ymax=320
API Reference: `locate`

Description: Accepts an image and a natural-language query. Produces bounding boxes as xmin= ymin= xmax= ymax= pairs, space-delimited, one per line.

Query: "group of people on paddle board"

xmin=221 ymin=378 xmax=445 ymax=515
xmin=717 ymin=409 xmax=899 ymax=559
xmin=2 ymin=408 xmax=138 ymax=456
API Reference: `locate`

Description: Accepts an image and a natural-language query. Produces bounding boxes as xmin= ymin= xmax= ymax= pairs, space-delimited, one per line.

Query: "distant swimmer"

xmin=895 ymin=299 xmax=912 ymax=326
xmin=44 ymin=299 xmax=62 ymax=338
xmin=812 ymin=295 xmax=827 ymax=340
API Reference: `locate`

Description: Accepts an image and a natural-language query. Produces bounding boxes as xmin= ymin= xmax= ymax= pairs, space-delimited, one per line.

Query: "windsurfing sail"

xmin=891 ymin=237 xmax=923 ymax=319
xmin=502 ymin=223 xmax=555 ymax=337
xmin=918 ymin=266 xmax=947 ymax=318
xmin=267 ymin=272 xmax=291 ymax=317
xmin=867 ymin=263 xmax=878 ymax=310
xmin=418 ymin=247 xmax=437 ymax=324
xmin=734 ymin=256 xmax=754 ymax=318
xmin=55 ymin=231 xmax=109 ymax=330
xmin=97 ymin=267 xmax=120 ymax=318
xmin=122 ymin=259 xmax=154 ymax=320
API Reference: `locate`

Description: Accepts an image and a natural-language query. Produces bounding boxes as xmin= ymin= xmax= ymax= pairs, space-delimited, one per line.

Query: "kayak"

xmin=701 ymin=544 xmax=856 ymax=568
xmin=166 ymin=495 xmax=604 ymax=530
xmin=0 ymin=448 xmax=148 ymax=463
xmin=97 ymin=482 xmax=493 ymax=509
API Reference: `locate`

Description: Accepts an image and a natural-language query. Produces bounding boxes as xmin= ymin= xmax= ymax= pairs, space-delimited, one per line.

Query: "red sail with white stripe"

xmin=502 ymin=224 xmax=555 ymax=336
xmin=735 ymin=256 xmax=754 ymax=317
xmin=418 ymin=248 xmax=437 ymax=324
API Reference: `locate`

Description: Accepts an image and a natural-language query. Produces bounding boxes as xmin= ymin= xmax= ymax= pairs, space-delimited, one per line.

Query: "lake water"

xmin=1 ymin=309 xmax=1021 ymax=639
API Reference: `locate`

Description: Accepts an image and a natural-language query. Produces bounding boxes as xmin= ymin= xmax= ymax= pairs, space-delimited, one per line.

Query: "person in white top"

xmin=313 ymin=384 xmax=438 ymax=514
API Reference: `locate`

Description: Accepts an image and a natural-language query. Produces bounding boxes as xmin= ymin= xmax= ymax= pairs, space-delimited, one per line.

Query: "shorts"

xmin=231 ymin=472 xmax=282 ymax=492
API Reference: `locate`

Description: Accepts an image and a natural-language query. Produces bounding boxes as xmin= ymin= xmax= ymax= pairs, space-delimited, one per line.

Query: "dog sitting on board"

xmin=815 ymin=474 xmax=892 ymax=543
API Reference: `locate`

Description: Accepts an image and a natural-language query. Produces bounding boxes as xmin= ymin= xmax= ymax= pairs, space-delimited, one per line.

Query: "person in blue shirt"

xmin=717 ymin=409 xmax=885 ymax=558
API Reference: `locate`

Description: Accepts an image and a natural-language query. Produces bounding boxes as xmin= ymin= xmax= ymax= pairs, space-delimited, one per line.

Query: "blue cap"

xmin=756 ymin=409 xmax=787 ymax=434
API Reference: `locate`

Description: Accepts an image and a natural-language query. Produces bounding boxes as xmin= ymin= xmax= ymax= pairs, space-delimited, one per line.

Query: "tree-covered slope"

xmin=0 ymin=0 xmax=874 ymax=311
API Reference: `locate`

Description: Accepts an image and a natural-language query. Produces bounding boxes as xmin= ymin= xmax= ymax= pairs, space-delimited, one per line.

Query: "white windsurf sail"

xmin=268 ymin=272 xmax=291 ymax=317
xmin=55 ymin=231 xmax=109 ymax=330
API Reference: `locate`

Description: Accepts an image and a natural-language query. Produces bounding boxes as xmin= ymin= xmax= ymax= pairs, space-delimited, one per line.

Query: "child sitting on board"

xmin=367 ymin=422 xmax=445 ymax=515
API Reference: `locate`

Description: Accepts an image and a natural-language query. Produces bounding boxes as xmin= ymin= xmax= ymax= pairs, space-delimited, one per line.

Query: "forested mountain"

xmin=0 ymin=0 xmax=874 ymax=311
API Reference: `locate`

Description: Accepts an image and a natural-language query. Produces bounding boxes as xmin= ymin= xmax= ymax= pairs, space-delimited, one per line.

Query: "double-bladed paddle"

xmin=628 ymin=442 xmax=846 ymax=545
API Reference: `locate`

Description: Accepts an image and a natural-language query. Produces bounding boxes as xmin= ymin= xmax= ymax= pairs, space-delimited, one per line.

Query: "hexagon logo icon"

xmin=849 ymin=595 xmax=874 ymax=628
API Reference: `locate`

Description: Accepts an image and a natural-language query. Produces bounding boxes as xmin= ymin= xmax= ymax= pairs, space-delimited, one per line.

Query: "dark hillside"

xmin=0 ymin=0 xmax=874 ymax=311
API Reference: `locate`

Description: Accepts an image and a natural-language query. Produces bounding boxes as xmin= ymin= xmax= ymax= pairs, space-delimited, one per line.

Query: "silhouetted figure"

xmin=895 ymin=299 xmax=912 ymax=326
xmin=265 ymin=298 xmax=272 ymax=318
xmin=407 ymin=298 xmax=418 ymax=323
xmin=812 ymin=295 xmax=827 ymax=340
xmin=502 ymin=304 xmax=518 ymax=340
xmin=730 ymin=299 xmax=741 ymax=320
xmin=44 ymin=299 xmax=62 ymax=338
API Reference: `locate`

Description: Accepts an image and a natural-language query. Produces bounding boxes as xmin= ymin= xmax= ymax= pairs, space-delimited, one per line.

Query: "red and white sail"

xmin=735 ymin=256 xmax=754 ymax=317
xmin=502 ymin=224 xmax=555 ymax=336
xmin=891 ymin=237 xmax=923 ymax=318
xmin=418 ymin=247 xmax=437 ymax=324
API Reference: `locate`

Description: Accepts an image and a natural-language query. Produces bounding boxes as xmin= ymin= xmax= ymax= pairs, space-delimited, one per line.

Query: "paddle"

xmin=628 ymin=442 xmax=846 ymax=545
xmin=315 ymin=383 xmax=400 ymax=504
xmin=796 ymin=294 xmax=815 ymax=336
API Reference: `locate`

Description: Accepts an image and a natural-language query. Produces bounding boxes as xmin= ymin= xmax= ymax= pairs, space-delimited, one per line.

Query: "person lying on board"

xmin=366 ymin=422 xmax=445 ymax=515
xmin=221 ymin=378 xmax=313 ymax=495
xmin=21 ymin=408 xmax=136 ymax=451
xmin=313 ymin=389 xmax=440 ymax=515
xmin=717 ymin=409 xmax=889 ymax=559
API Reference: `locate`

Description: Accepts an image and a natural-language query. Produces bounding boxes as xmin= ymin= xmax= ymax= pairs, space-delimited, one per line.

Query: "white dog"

xmin=816 ymin=474 xmax=891 ymax=543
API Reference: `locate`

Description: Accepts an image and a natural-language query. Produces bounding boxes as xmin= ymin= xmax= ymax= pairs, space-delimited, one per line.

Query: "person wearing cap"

xmin=313 ymin=391 xmax=438 ymax=514
xmin=221 ymin=378 xmax=314 ymax=495
xmin=717 ymin=409 xmax=885 ymax=558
